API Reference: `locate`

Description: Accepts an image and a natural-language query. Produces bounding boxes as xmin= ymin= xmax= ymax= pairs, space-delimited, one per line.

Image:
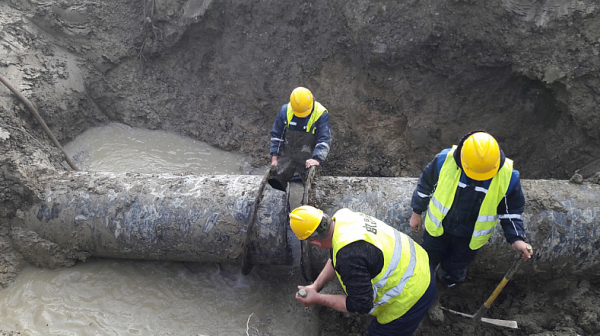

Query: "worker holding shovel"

xmin=291 ymin=206 xmax=435 ymax=336
xmin=409 ymin=131 xmax=533 ymax=324
xmin=268 ymin=87 xmax=332 ymax=191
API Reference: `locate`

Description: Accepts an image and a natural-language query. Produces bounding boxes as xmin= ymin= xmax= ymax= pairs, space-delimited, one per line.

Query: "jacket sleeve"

xmin=269 ymin=105 xmax=288 ymax=157
xmin=411 ymin=150 xmax=449 ymax=215
xmin=497 ymin=170 xmax=526 ymax=244
xmin=311 ymin=112 xmax=332 ymax=163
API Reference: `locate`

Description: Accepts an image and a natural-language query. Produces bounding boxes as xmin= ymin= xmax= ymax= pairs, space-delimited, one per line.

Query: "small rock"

xmin=569 ymin=172 xmax=583 ymax=184
xmin=0 ymin=127 xmax=9 ymax=140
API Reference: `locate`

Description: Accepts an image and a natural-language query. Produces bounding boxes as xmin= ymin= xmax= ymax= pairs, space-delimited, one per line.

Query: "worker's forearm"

xmin=315 ymin=293 xmax=348 ymax=312
xmin=313 ymin=259 xmax=336 ymax=291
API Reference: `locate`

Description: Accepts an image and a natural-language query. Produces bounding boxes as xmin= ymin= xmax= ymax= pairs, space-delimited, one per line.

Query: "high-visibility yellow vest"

xmin=332 ymin=209 xmax=430 ymax=324
xmin=286 ymin=102 xmax=327 ymax=134
xmin=424 ymin=146 xmax=513 ymax=249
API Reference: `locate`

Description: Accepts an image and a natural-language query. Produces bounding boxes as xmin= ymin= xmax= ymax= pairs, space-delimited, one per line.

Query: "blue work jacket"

xmin=411 ymin=148 xmax=526 ymax=244
xmin=269 ymin=103 xmax=332 ymax=163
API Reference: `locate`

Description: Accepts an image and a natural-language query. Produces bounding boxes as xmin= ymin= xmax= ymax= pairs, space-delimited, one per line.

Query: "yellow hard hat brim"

xmin=463 ymin=165 xmax=499 ymax=181
xmin=292 ymin=105 xmax=313 ymax=118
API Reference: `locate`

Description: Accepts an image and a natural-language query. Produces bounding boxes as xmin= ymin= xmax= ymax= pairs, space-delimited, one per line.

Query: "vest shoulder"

xmin=435 ymin=148 xmax=453 ymax=171
xmin=315 ymin=101 xmax=328 ymax=113
xmin=280 ymin=104 xmax=289 ymax=116
xmin=333 ymin=208 xmax=353 ymax=219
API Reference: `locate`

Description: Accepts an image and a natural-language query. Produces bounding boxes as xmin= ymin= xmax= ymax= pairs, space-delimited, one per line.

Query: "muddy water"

xmin=62 ymin=123 xmax=252 ymax=175
xmin=0 ymin=124 xmax=319 ymax=336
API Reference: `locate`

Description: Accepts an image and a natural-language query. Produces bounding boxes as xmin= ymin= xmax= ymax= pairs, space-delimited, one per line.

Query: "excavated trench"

xmin=2 ymin=0 xmax=600 ymax=335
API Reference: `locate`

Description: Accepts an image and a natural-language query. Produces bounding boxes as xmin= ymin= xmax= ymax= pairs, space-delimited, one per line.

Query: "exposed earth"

xmin=1 ymin=0 xmax=600 ymax=335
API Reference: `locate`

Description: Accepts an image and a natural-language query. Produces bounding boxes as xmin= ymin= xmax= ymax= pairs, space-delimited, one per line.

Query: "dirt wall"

xmin=2 ymin=0 xmax=600 ymax=179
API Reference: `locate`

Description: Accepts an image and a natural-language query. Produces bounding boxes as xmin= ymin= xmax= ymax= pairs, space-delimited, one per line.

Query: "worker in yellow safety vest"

xmin=268 ymin=87 xmax=332 ymax=191
xmin=409 ymin=131 xmax=533 ymax=323
xmin=291 ymin=205 xmax=435 ymax=336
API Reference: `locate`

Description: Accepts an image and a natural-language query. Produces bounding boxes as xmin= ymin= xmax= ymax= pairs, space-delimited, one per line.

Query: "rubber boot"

xmin=427 ymin=282 xmax=445 ymax=326
xmin=427 ymin=265 xmax=445 ymax=325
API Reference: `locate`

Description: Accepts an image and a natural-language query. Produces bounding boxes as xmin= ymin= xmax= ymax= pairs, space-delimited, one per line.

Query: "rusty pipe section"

xmin=305 ymin=177 xmax=600 ymax=281
xmin=12 ymin=172 xmax=291 ymax=267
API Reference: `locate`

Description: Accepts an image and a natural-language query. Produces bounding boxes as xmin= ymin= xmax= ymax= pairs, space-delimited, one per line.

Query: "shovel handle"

xmin=473 ymin=245 xmax=532 ymax=321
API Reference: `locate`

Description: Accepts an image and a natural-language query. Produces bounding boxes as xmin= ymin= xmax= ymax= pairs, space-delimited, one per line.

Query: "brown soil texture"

xmin=1 ymin=1 xmax=600 ymax=335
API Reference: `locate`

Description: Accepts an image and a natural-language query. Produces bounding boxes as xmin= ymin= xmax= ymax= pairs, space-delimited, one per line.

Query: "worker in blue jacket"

xmin=409 ymin=131 xmax=533 ymax=322
xmin=268 ymin=87 xmax=332 ymax=191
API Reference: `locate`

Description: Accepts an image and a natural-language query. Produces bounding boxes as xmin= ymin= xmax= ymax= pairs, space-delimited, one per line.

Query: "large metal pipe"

xmin=11 ymin=172 xmax=600 ymax=281
xmin=11 ymin=172 xmax=291 ymax=268
xmin=306 ymin=177 xmax=600 ymax=281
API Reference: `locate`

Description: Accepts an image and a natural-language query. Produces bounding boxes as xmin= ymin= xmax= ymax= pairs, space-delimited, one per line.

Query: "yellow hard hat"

xmin=289 ymin=87 xmax=314 ymax=118
xmin=290 ymin=205 xmax=323 ymax=240
xmin=460 ymin=132 xmax=501 ymax=181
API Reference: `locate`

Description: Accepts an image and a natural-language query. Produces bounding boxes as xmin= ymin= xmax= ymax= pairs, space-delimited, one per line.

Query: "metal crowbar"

xmin=441 ymin=244 xmax=533 ymax=329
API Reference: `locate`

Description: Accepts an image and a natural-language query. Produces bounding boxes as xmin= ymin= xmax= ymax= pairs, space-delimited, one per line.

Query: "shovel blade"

xmin=441 ymin=307 xmax=518 ymax=329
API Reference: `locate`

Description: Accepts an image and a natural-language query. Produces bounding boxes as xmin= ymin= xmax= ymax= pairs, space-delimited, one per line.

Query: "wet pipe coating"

xmin=12 ymin=173 xmax=600 ymax=280
xmin=12 ymin=172 xmax=291 ymax=269
xmin=305 ymin=177 xmax=600 ymax=281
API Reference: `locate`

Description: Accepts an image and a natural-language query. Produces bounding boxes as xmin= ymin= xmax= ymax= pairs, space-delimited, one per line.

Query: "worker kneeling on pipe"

xmin=291 ymin=205 xmax=436 ymax=336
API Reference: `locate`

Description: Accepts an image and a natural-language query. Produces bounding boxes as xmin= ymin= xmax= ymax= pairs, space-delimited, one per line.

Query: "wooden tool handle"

xmin=473 ymin=245 xmax=532 ymax=321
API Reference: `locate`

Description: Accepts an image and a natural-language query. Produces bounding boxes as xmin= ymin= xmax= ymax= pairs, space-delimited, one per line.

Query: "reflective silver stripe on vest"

xmin=427 ymin=207 xmax=443 ymax=228
xmin=428 ymin=195 xmax=450 ymax=227
xmin=431 ymin=196 xmax=450 ymax=215
xmin=369 ymin=230 xmax=417 ymax=314
xmin=369 ymin=230 xmax=403 ymax=303
xmin=475 ymin=186 xmax=488 ymax=194
xmin=458 ymin=182 xmax=488 ymax=194
xmin=499 ymin=214 xmax=522 ymax=219
xmin=417 ymin=191 xmax=429 ymax=199
xmin=473 ymin=227 xmax=495 ymax=237
xmin=271 ymin=137 xmax=284 ymax=142
xmin=476 ymin=214 xmax=498 ymax=223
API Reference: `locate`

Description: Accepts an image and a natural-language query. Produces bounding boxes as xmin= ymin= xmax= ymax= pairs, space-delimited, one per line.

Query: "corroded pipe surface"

xmin=12 ymin=172 xmax=290 ymax=266
xmin=306 ymin=177 xmax=600 ymax=281
xmin=12 ymin=173 xmax=600 ymax=281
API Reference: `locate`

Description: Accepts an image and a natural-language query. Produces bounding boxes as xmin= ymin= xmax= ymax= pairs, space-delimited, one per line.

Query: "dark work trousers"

xmin=364 ymin=266 xmax=437 ymax=336
xmin=420 ymin=229 xmax=479 ymax=284
xmin=268 ymin=130 xmax=316 ymax=192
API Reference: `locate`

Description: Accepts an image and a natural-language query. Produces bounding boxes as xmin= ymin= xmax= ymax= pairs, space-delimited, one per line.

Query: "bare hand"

xmin=409 ymin=212 xmax=423 ymax=233
xmin=305 ymin=159 xmax=320 ymax=168
xmin=271 ymin=156 xmax=278 ymax=166
xmin=512 ymin=240 xmax=533 ymax=260
xmin=295 ymin=285 xmax=317 ymax=307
